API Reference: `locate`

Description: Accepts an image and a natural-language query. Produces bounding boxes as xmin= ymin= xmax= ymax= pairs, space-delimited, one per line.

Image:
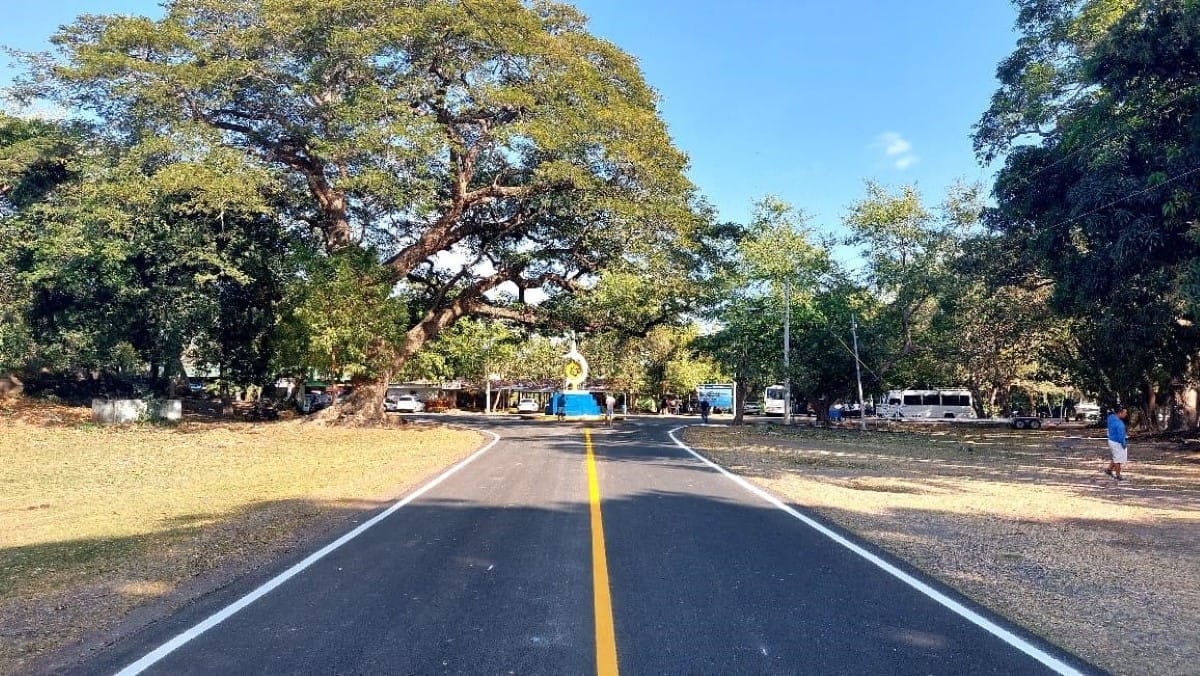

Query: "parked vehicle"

xmin=298 ymin=392 xmax=328 ymax=413
xmin=742 ymin=400 xmax=763 ymax=415
xmin=764 ymin=385 xmax=787 ymax=416
xmin=876 ymin=389 xmax=976 ymax=419
xmin=385 ymin=394 xmax=424 ymax=413
xmin=383 ymin=388 xmax=404 ymax=412
xmin=516 ymin=398 xmax=541 ymax=414
xmin=840 ymin=403 xmax=874 ymax=418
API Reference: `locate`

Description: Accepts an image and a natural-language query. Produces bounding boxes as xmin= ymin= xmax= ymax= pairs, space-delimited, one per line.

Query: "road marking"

xmin=667 ymin=426 xmax=1085 ymax=676
xmin=585 ymin=428 xmax=620 ymax=676
xmin=116 ymin=430 xmax=503 ymax=676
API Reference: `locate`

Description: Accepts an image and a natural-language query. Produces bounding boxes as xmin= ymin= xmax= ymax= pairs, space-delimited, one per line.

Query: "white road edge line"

xmin=115 ymin=429 xmax=503 ymax=676
xmin=667 ymin=426 xmax=1085 ymax=676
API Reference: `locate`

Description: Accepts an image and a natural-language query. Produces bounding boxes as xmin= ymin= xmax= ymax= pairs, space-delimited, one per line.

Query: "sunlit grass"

xmin=684 ymin=424 xmax=1200 ymax=676
xmin=0 ymin=408 xmax=481 ymax=672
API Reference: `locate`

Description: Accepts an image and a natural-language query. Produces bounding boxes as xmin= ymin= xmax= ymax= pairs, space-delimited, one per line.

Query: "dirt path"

xmin=682 ymin=423 xmax=1200 ymax=676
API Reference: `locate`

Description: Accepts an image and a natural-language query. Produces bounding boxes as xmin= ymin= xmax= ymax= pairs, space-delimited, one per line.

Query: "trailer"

xmin=1010 ymin=416 xmax=1043 ymax=430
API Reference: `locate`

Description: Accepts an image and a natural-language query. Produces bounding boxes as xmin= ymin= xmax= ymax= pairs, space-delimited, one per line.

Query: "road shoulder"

xmin=680 ymin=424 xmax=1200 ymax=676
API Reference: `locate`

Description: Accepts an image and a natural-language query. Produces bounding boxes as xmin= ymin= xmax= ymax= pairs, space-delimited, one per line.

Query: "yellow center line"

xmin=585 ymin=428 xmax=620 ymax=676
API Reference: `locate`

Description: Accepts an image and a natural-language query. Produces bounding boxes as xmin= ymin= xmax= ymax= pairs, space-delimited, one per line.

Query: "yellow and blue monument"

xmin=551 ymin=340 xmax=601 ymax=417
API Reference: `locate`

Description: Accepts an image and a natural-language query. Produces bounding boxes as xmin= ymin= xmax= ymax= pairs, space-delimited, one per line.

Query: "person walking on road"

xmin=1106 ymin=405 xmax=1129 ymax=482
xmin=604 ymin=393 xmax=616 ymax=425
xmin=699 ymin=398 xmax=711 ymax=424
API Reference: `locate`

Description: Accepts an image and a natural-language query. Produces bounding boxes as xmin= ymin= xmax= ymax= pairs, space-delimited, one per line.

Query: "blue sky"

xmin=2 ymin=0 xmax=1019 ymax=232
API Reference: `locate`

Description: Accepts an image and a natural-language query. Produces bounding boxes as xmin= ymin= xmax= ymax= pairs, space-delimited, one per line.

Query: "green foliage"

xmin=274 ymin=248 xmax=407 ymax=381
xmin=412 ymin=318 xmax=518 ymax=382
xmin=977 ymin=0 xmax=1200 ymax=417
xmin=842 ymin=182 xmax=977 ymax=375
xmin=508 ymin=335 xmax=569 ymax=383
xmin=698 ymin=197 xmax=835 ymax=416
xmin=0 ymin=113 xmax=80 ymax=211
xmin=13 ymin=0 xmax=714 ymax=383
xmin=697 ymin=295 xmax=783 ymax=394
xmin=738 ymin=197 xmax=829 ymax=288
xmin=0 ymin=114 xmax=82 ymax=371
xmin=0 ymin=117 xmax=300 ymax=388
xmin=575 ymin=323 xmax=720 ymax=397
xmin=839 ymin=181 xmax=1067 ymax=412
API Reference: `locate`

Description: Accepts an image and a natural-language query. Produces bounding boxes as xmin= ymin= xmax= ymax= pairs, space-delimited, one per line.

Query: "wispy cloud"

xmin=874 ymin=132 xmax=919 ymax=170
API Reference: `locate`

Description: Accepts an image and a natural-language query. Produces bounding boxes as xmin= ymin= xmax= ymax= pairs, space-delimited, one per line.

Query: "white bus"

xmin=763 ymin=384 xmax=787 ymax=416
xmin=877 ymin=389 xmax=977 ymax=419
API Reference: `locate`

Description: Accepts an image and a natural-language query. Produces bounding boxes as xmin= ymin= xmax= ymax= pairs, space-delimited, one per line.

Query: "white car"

xmin=516 ymin=398 xmax=541 ymax=414
xmin=387 ymin=394 xmax=425 ymax=413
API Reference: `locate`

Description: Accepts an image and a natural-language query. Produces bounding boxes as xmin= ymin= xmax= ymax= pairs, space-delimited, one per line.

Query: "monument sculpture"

xmin=551 ymin=340 xmax=601 ymax=417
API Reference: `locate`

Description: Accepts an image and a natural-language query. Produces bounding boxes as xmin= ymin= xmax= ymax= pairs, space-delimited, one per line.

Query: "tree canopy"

xmin=976 ymin=0 xmax=1200 ymax=426
xmin=4 ymin=0 xmax=1200 ymax=428
xmin=5 ymin=0 xmax=717 ymax=402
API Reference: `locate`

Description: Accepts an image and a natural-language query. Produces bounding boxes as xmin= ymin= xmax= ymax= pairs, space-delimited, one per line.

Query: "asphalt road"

xmin=82 ymin=417 xmax=1096 ymax=675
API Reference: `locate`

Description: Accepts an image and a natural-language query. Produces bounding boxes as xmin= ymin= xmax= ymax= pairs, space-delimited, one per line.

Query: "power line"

xmin=1043 ymin=163 xmax=1200 ymax=232
xmin=999 ymin=87 xmax=1198 ymax=193
xmin=816 ymin=319 xmax=882 ymax=383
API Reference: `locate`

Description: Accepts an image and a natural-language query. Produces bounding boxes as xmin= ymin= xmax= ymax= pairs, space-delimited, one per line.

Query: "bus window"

xmin=903 ymin=394 xmax=922 ymax=405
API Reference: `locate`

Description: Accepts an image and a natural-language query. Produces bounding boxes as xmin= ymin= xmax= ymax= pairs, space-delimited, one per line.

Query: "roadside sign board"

xmin=696 ymin=383 xmax=735 ymax=410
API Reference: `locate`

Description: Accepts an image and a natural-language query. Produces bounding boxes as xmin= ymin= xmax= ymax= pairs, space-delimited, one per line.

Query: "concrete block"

xmin=92 ymin=398 xmax=182 ymax=423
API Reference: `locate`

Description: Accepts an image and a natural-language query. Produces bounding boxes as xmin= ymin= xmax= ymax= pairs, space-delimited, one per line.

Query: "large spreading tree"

xmin=12 ymin=0 xmax=711 ymax=410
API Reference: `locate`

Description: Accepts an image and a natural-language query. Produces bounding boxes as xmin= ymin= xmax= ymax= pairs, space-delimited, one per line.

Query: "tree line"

xmin=1 ymin=0 xmax=1196 ymax=429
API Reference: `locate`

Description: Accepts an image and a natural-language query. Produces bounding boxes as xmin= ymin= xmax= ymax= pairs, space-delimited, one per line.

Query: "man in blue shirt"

xmin=1105 ymin=405 xmax=1129 ymax=481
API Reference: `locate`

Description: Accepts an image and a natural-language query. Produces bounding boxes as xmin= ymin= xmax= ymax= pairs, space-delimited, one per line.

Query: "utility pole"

xmin=784 ymin=279 xmax=792 ymax=425
xmin=483 ymin=338 xmax=495 ymax=415
xmin=851 ymin=314 xmax=866 ymax=431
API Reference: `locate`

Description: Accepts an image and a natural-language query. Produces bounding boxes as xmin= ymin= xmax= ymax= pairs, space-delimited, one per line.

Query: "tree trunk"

xmin=814 ymin=395 xmax=830 ymax=424
xmin=733 ymin=377 xmax=747 ymax=426
xmin=970 ymin=386 xmax=986 ymax=418
xmin=1139 ymin=381 xmax=1160 ymax=432
xmin=1186 ymin=387 xmax=1199 ymax=429
xmin=169 ymin=353 xmax=188 ymax=399
xmin=1168 ymin=388 xmax=1187 ymax=431
xmin=219 ymin=381 xmax=234 ymax=418
xmin=313 ymin=371 xmax=393 ymax=425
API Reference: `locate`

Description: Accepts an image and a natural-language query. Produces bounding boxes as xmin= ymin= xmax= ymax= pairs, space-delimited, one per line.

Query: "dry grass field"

xmin=0 ymin=398 xmax=483 ymax=674
xmin=681 ymin=422 xmax=1200 ymax=676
